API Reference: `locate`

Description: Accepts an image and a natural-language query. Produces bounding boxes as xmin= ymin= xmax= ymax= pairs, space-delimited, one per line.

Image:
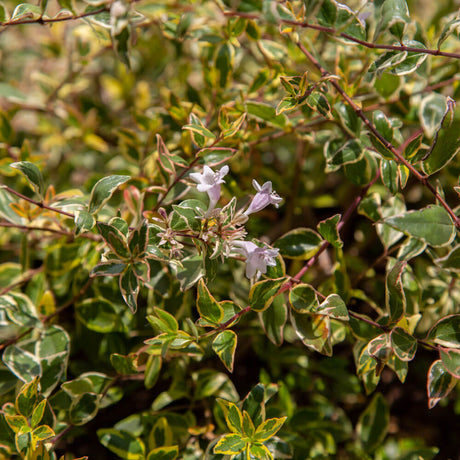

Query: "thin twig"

xmin=280 ymin=18 xmax=460 ymax=60
xmin=0 ymin=6 xmax=109 ymax=28
xmin=295 ymin=41 xmax=460 ymax=228
xmin=2 ymin=186 xmax=74 ymax=219
xmin=0 ymin=220 xmax=101 ymax=241
xmin=0 ymin=266 xmax=44 ymax=296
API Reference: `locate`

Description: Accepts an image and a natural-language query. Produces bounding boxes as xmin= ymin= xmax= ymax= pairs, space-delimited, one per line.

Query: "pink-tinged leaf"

xmin=390 ymin=327 xmax=417 ymax=361
xmin=439 ymin=348 xmax=460 ymax=379
xmin=428 ymin=314 xmax=460 ymax=348
xmin=119 ymin=266 xmax=139 ymax=313
xmin=385 ymin=261 xmax=406 ymax=323
xmin=291 ymin=312 xmax=332 ymax=356
xmin=427 ymin=359 xmax=457 ymax=409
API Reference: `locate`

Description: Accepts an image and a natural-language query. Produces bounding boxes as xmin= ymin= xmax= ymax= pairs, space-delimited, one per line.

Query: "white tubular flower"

xmin=233 ymin=240 xmax=279 ymax=279
xmin=243 ymin=180 xmax=283 ymax=217
xmin=190 ymin=165 xmax=229 ymax=213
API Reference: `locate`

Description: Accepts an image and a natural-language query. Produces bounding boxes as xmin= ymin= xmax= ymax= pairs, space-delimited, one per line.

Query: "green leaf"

xmin=74 ymin=210 xmax=96 ymax=236
xmin=246 ymin=101 xmax=286 ymax=128
xmin=172 ymin=254 xmax=204 ymax=291
xmin=196 ymin=279 xmax=224 ymax=325
xmin=3 ymin=326 xmax=70 ymax=397
xmin=386 ymin=41 xmax=428 ymax=76
xmin=15 ymin=377 xmax=40 ymax=418
xmin=274 ymin=228 xmax=323 ymax=259
xmin=317 ymin=0 xmax=337 ymax=27
xmin=326 ymin=139 xmax=365 ymax=170
xmin=356 ymin=344 xmax=380 ymax=394
xmin=385 ymin=261 xmax=406 ymax=323
xmin=437 ymin=16 xmax=460 ymax=49
xmin=91 ymin=261 xmax=126 ymax=277
xmin=76 ymin=298 xmax=122 ymax=333
xmin=119 ymin=266 xmax=139 ymax=313
xmin=356 ymin=393 xmax=389 ymax=453
xmin=397 ymin=237 xmax=426 ymax=261
xmin=149 ymin=416 xmax=173 ymax=449
xmin=422 ymin=121 xmax=460 ymax=175
xmin=349 ymin=313 xmax=381 ymax=341
xmin=380 ymin=159 xmax=399 ymax=194
xmin=317 ymin=214 xmax=343 ymax=248
xmin=216 ymin=42 xmax=234 ymax=88
xmin=291 ymin=311 xmax=332 ymax=356
xmin=88 ymin=175 xmax=130 ymax=214
xmin=242 ymin=410 xmax=255 ymax=438
xmin=317 ymin=294 xmax=349 ymax=320
xmin=0 ymin=82 xmax=28 ymax=101
xmin=146 ymin=445 xmax=179 ymax=460
xmin=226 ymin=401 xmax=244 ymax=434
xmin=30 ymin=399 xmax=47 ymax=428
xmin=97 ymin=221 xmax=128 ymax=245
xmin=183 ymin=113 xmax=216 ymax=147
xmin=260 ymin=295 xmax=287 ymax=346
xmin=212 ymin=330 xmax=237 ymax=372
xmin=336 ymin=3 xmax=366 ymax=41
xmin=289 ymin=283 xmax=318 ymax=313
xmin=276 ymin=96 xmax=298 ymax=115
xmin=213 ymin=433 xmax=246 ymax=455
xmin=10 ymin=161 xmax=45 ymax=197
xmin=249 ymin=278 xmax=285 ymax=312
xmin=110 ymin=353 xmax=138 ymax=375
xmin=98 ymin=428 xmax=146 ymax=460
xmin=148 ymin=307 xmax=179 ymax=334
xmin=70 ymin=392 xmax=100 ymax=425
xmin=427 ymin=360 xmax=457 ymax=409
xmin=439 ymin=349 xmax=460 ymax=379
xmin=32 ymin=424 xmax=54 ymax=442
xmin=390 ymin=327 xmax=417 ymax=361
xmin=259 ymin=39 xmax=287 ymax=61
xmin=4 ymin=414 xmax=28 ymax=433
xmin=113 ymin=27 xmax=131 ymax=68
xmin=428 ymin=314 xmax=460 ymax=348
xmin=388 ymin=354 xmax=408 ymax=383
xmin=384 ymin=205 xmax=455 ymax=247
xmin=11 ymin=3 xmax=41 ymax=20
xmin=254 ymin=416 xmax=287 ymax=442
xmin=419 ymin=93 xmax=447 ymax=138
xmin=436 ymin=244 xmax=460 ymax=273
xmin=144 ymin=355 xmax=162 ymax=390
xmin=242 ymin=384 xmax=267 ymax=427
xmin=37 ymin=326 xmax=71 ymax=396
xmin=374 ymin=73 xmax=400 ymax=98
xmin=377 ymin=0 xmax=410 ymax=40
xmin=367 ymin=333 xmax=392 ymax=364
xmin=0 ymin=188 xmax=23 ymax=224
xmin=306 ymin=91 xmax=331 ymax=117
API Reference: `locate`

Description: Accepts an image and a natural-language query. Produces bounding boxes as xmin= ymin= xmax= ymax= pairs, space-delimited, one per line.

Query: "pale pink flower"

xmin=190 ymin=165 xmax=229 ymax=213
xmin=232 ymin=240 xmax=279 ymax=278
xmin=244 ymin=180 xmax=283 ymax=217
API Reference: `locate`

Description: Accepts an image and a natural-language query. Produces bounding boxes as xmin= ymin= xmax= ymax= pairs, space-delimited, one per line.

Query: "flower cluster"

xmin=190 ymin=164 xmax=282 ymax=279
